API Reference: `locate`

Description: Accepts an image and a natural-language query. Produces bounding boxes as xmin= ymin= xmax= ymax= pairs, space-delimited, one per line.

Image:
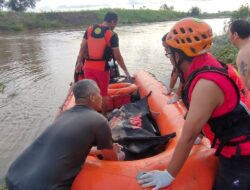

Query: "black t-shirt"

xmin=6 ymin=105 xmax=112 ymax=190
xmin=84 ymin=26 xmax=119 ymax=48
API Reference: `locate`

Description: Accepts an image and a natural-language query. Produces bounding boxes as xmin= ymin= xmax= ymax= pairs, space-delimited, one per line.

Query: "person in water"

xmin=137 ymin=18 xmax=250 ymax=190
xmin=6 ymin=79 xmax=124 ymax=190
xmin=162 ymin=33 xmax=182 ymax=104
xmin=76 ymin=11 xmax=131 ymax=114
xmin=228 ymin=19 xmax=250 ymax=89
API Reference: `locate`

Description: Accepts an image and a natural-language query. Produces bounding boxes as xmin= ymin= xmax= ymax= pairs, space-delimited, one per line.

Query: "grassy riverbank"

xmin=0 ymin=8 xmax=229 ymax=31
xmin=211 ymin=34 xmax=237 ymax=64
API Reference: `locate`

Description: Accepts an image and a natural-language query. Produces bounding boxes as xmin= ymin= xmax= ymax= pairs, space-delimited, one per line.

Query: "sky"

xmin=35 ymin=0 xmax=249 ymax=13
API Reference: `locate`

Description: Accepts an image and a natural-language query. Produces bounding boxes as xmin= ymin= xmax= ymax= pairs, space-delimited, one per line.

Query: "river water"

xmin=0 ymin=18 xmax=228 ymax=180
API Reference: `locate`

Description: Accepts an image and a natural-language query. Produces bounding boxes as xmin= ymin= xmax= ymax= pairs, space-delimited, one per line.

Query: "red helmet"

xmin=166 ymin=17 xmax=213 ymax=57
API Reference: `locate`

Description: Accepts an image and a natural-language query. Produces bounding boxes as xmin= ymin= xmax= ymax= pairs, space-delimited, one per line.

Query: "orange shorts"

xmin=84 ymin=68 xmax=110 ymax=96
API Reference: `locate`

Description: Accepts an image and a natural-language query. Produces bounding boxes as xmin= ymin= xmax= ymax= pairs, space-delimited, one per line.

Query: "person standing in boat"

xmin=228 ymin=19 xmax=250 ymax=89
xmin=6 ymin=79 xmax=124 ymax=190
xmin=162 ymin=33 xmax=182 ymax=104
xmin=76 ymin=11 xmax=131 ymax=114
xmin=137 ymin=18 xmax=250 ymax=190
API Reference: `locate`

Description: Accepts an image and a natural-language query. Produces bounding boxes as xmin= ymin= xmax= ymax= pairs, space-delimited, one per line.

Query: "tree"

xmin=128 ymin=0 xmax=138 ymax=9
xmin=160 ymin=3 xmax=174 ymax=11
xmin=5 ymin=0 xmax=39 ymax=12
xmin=189 ymin=6 xmax=202 ymax=16
xmin=0 ymin=0 xmax=5 ymax=9
xmin=231 ymin=4 xmax=250 ymax=21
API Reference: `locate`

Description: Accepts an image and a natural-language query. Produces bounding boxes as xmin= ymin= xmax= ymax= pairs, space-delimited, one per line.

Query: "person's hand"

xmin=167 ymin=94 xmax=180 ymax=104
xmin=124 ymin=70 xmax=132 ymax=82
xmin=194 ymin=137 xmax=202 ymax=145
xmin=166 ymin=88 xmax=173 ymax=95
xmin=113 ymin=143 xmax=123 ymax=151
xmin=113 ymin=143 xmax=125 ymax=161
xmin=116 ymin=150 xmax=125 ymax=161
xmin=163 ymin=88 xmax=173 ymax=96
xmin=137 ymin=170 xmax=174 ymax=190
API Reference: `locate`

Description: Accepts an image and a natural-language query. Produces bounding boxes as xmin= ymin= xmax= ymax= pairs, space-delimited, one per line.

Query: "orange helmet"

xmin=166 ymin=17 xmax=213 ymax=57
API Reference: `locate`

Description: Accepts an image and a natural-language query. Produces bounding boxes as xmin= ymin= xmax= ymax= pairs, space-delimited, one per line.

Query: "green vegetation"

xmin=0 ymin=8 xmax=186 ymax=31
xmin=211 ymin=34 xmax=238 ymax=64
xmin=96 ymin=9 xmax=185 ymax=24
xmin=0 ymin=0 xmax=38 ymax=12
xmin=0 ymin=8 xmax=230 ymax=32
xmin=0 ymin=11 xmax=97 ymax=31
xmin=188 ymin=6 xmax=202 ymax=17
xmin=231 ymin=4 xmax=250 ymax=21
xmin=211 ymin=4 xmax=250 ymax=64
xmin=0 ymin=4 xmax=248 ymax=63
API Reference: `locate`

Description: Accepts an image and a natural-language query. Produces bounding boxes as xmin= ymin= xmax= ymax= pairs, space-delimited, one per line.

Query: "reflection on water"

xmin=0 ymin=18 xmax=228 ymax=180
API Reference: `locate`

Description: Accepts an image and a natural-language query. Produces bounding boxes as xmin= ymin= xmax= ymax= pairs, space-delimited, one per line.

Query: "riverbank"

xmin=0 ymin=8 xmax=230 ymax=32
xmin=211 ymin=34 xmax=237 ymax=64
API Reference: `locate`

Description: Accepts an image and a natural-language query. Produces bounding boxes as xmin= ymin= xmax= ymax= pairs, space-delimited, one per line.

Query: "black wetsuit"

xmin=6 ymin=105 xmax=113 ymax=190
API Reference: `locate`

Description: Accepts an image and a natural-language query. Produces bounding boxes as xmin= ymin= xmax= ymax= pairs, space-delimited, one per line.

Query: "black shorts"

xmin=213 ymin=156 xmax=250 ymax=190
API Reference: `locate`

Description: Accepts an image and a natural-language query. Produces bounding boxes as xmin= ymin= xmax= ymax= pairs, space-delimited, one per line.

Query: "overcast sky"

xmin=36 ymin=0 xmax=249 ymax=13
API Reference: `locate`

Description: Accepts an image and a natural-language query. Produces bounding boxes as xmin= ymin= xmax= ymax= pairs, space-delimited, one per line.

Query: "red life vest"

xmin=84 ymin=24 xmax=113 ymax=71
xmin=182 ymin=53 xmax=250 ymax=158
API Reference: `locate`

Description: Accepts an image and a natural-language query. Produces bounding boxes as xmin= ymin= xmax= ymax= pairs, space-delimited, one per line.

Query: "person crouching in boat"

xmin=137 ymin=17 xmax=250 ymax=190
xmin=6 ymin=79 xmax=124 ymax=190
xmin=75 ymin=11 xmax=131 ymax=114
xmin=162 ymin=33 xmax=183 ymax=104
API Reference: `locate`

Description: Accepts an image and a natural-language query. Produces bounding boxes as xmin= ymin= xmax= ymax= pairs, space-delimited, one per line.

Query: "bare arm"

xmin=167 ymin=79 xmax=224 ymax=177
xmin=176 ymin=82 xmax=183 ymax=97
xmin=237 ymin=49 xmax=250 ymax=89
xmin=112 ymin=47 xmax=128 ymax=72
xmin=76 ymin=38 xmax=87 ymax=72
xmin=169 ymin=70 xmax=178 ymax=89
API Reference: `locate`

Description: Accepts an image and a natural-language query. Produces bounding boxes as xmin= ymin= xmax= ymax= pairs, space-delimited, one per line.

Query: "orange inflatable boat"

xmin=108 ymin=82 xmax=138 ymax=96
xmin=59 ymin=70 xmax=218 ymax=190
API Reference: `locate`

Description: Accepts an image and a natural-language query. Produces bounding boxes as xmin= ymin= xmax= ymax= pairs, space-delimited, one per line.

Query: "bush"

xmin=231 ymin=4 xmax=250 ymax=21
xmin=211 ymin=34 xmax=238 ymax=64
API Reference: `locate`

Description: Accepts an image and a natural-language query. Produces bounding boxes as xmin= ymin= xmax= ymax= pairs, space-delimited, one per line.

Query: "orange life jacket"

xmin=84 ymin=24 xmax=113 ymax=71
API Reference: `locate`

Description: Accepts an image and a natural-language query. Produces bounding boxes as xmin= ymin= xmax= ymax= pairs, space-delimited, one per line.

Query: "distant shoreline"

xmin=0 ymin=8 xmax=231 ymax=32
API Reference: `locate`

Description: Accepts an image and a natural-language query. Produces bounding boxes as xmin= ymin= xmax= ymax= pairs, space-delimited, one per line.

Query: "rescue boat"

xmin=59 ymin=70 xmax=218 ymax=190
